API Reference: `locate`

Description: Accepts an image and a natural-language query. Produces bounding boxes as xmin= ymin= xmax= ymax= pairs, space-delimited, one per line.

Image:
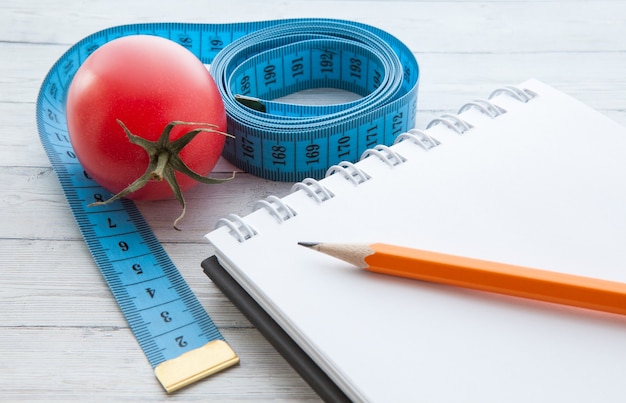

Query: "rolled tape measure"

xmin=36 ymin=18 xmax=418 ymax=392
xmin=211 ymin=19 xmax=419 ymax=181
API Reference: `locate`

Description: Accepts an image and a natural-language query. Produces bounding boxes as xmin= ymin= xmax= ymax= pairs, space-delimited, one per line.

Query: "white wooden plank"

xmin=3 ymin=0 xmax=626 ymax=53
xmin=0 ymin=327 xmax=318 ymax=401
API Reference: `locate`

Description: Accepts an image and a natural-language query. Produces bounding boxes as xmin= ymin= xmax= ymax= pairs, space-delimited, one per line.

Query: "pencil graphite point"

xmin=298 ymin=242 xmax=371 ymax=269
xmin=297 ymin=242 xmax=320 ymax=249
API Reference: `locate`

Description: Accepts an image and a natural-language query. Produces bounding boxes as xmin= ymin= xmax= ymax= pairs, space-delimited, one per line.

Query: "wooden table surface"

xmin=2 ymin=1 xmax=626 ymax=401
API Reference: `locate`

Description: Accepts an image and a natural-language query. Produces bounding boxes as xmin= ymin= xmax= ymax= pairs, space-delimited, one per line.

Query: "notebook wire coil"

xmin=426 ymin=114 xmax=473 ymax=134
xmin=215 ymin=214 xmax=258 ymax=243
xmin=291 ymin=178 xmax=335 ymax=204
xmin=360 ymin=144 xmax=407 ymax=167
xmin=326 ymin=161 xmax=371 ymax=185
xmin=394 ymin=129 xmax=441 ymax=150
xmin=253 ymin=195 xmax=298 ymax=223
xmin=489 ymin=86 xmax=537 ymax=103
xmin=458 ymin=99 xmax=507 ymax=118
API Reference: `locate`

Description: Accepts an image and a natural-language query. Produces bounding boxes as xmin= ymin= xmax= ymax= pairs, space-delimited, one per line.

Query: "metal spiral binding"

xmin=325 ymin=161 xmax=371 ymax=185
xmin=422 ymin=84 xmax=536 ymax=139
xmin=291 ymin=178 xmax=335 ymax=204
xmin=426 ymin=114 xmax=473 ymax=134
xmin=360 ymin=144 xmax=407 ymax=167
xmin=215 ymin=214 xmax=258 ymax=243
xmin=253 ymin=195 xmax=298 ymax=223
xmin=394 ymin=129 xmax=441 ymax=150
xmin=489 ymin=85 xmax=537 ymax=103
xmin=458 ymin=99 xmax=507 ymax=118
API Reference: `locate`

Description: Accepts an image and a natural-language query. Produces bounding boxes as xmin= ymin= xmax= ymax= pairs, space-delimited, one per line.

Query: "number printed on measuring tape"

xmin=36 ymin=18 xmax=418 ymax=391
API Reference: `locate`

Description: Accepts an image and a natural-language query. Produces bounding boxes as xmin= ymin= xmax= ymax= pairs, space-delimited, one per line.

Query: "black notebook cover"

xmin=201 ymin=255 xmax=351 ymax=403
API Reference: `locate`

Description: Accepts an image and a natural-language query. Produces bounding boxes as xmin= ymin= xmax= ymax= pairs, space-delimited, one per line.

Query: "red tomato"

xmin=66 ymin=35 xmax=227 ymax=201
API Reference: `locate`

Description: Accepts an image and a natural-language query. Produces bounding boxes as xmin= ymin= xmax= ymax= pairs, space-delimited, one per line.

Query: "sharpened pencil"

xmin=298 ymin=242 xmax=626 ymax=316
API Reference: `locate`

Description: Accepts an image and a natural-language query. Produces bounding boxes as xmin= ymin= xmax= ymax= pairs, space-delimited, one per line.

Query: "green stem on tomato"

xmin=150 ymin=151 xmax=170 ymax=181
xmin=87 ymin=119 xmax=235 ymax=231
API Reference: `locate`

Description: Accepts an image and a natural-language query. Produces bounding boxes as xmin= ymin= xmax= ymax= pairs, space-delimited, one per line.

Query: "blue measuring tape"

xmin=36 ymin=18 xmax=418 ymax=393
xmin=212 ymin=19 xmax=419 ymax=181
xmin=38 ymin=97 xmax=240 ymax=392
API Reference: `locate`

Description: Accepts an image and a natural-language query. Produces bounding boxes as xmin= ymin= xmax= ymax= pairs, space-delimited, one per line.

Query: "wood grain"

xmin=2 ymin=0 xmax=625 ymax=401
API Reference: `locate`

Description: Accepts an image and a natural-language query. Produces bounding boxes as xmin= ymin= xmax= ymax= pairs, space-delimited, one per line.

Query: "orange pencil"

xmin=298 ymin=242 xmax=626 ymax=316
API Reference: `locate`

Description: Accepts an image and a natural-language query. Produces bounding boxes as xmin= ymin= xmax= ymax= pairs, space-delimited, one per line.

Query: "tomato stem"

xmin=150 ymin=152 xmax=170 ymax=181
xmin=88 ymin=120 xmax=235 ymax=230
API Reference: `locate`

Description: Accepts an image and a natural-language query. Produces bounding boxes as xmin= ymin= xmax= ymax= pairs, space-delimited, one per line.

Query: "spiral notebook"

xmin=204 ymin=79 xmax=626 ymax=402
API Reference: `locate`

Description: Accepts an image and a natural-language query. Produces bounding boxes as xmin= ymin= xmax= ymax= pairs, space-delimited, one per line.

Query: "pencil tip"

xmin=298 ymin=242 xmax=319 ymax=248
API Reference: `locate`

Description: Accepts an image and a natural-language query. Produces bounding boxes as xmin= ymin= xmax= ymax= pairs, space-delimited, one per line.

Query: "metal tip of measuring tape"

xmin=234 ymin=94 xmax=267 ymax=113
xmin=154 ymin=340 xmax=239 ymax=393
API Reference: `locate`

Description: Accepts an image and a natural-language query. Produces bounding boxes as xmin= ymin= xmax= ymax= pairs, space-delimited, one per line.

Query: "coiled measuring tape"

xmin=211 ymin=19 xmax=419 ymax=181
xmin=36 ymin=18 xmax=418 ymax=392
